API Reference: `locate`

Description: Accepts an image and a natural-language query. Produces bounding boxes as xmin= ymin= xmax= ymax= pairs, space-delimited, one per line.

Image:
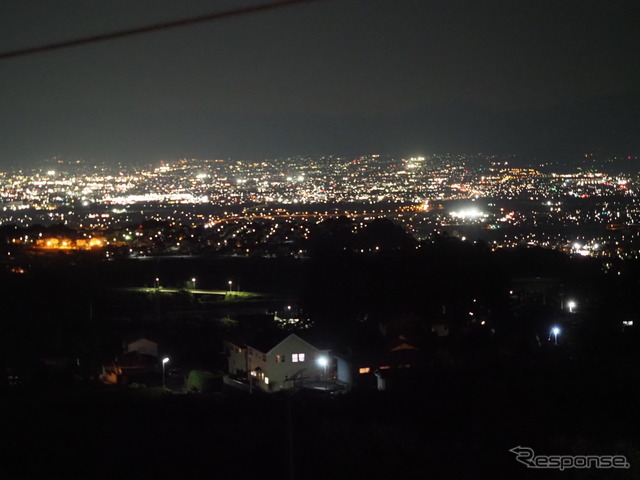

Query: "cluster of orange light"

xmin=34 ymin=237 xmax=106 ymax=250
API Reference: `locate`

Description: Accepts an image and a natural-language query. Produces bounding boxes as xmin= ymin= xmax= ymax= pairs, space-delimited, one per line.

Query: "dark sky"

xmin=0 ymin=0 xmax=638 ymax=166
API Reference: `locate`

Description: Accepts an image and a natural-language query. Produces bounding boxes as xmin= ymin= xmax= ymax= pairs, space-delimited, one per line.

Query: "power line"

xmin=0 ymin=0 xmax=327 ymax=61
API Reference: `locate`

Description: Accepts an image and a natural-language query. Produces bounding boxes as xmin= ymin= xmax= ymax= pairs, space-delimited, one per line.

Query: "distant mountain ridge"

xmin=2 ymin=93 xmax=638 ymax=166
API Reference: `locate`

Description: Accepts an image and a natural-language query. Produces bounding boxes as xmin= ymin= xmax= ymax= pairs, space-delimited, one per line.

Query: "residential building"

xmin=224 ymin=333 xmax=331 ymax=392
xmin=124 ymin=337 xmax=159 ymax=357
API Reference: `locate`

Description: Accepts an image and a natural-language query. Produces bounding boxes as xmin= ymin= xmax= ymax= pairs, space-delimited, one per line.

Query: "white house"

xmin=125 ymin=338 xmax=159 ymax=357
xmin=224 ymin=333 xmax=331 ymax=392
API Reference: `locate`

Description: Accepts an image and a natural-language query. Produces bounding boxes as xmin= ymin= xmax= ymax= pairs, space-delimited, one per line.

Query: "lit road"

xmin=120 ymin=287 xmax=265 ymax=298
xmin=204 ymin=208 xmax=416 ymax=226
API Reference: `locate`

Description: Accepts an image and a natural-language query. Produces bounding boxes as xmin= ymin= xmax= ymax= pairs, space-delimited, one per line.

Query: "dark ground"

xmin=1 ymin=360 xmax=639 ymax=480
xmin=2 ymin=247 xmax=640 ymax=479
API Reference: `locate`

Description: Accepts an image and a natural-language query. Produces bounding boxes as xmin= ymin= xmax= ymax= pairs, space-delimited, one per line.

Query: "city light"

xmin=0 ymin=156 xmax=636 ymax=260
xmin=450 ymin=208 xmax=485 ymax=219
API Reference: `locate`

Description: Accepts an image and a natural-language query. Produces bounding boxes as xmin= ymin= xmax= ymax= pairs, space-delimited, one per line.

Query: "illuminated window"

xmin=276 ymin=355 xmax=286 ymax=363
xmin=359 ymin=367 xmax=370 ymax=374
xmin=292 ymin=353 xmax=305 ymax=363
xmin=379 ymin=365 xmax=391 ymax=370
xmin=264 ymin=377 xmax=269 ymax=385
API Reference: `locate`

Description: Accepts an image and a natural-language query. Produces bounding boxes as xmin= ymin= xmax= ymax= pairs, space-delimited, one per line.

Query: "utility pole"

xmin=287 ymin=392 xmax=294 ymax=480
xmin=245 ymin=345 xmax=252 ymax=394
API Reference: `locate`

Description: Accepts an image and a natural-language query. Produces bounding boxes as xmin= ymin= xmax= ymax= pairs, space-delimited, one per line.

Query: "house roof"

xmin=127 ymin=337 xmax=158 ymax=346
xmin=334 ymin=335 xmax=421 ymax=365
xmin=122 ymin=333 xmax=160 ymax=347
xmin=266 ymin=333 xmax=322 ymax=355
xmin=226 ymin=332 xmax=326 ymax=355
xmin=388 ymin=335 xmax=419 ymax=352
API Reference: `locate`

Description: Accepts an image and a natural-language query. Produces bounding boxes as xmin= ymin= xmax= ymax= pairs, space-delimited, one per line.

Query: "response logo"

xmin=509 ymin=446 xmax=630 ymax=471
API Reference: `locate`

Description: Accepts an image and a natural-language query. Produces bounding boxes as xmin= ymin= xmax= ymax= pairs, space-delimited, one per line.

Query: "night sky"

xmin=0 ymin=0 xmax=638 ymax=166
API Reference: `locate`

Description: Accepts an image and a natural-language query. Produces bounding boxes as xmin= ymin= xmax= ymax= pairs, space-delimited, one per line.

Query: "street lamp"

xmin=551 ymin=326 xmax=560 ymax=345
xmin=155 ymin=277 xmax=160 ymax=289
xmin=162 ymin=357 xmax=170 ymax=388
xmin=567 ymin=300 xmax=576 ymax=313
xmin=228 ymin=280 xmax=232 ymax=293
xmin=316 ymin=355 xmax=328 ymax=378
xmin=191 ymin=277 xmax=196 ymax=290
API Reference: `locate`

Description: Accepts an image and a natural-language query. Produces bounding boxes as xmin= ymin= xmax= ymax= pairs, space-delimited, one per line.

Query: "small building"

xmin=124 ymin=337 xmax=159 ymax=358
xmin=224 ymin=333 xmax=331 ymax=392
xmin=335 ymin=335 xmax=422 ymax=390
xmin=99 ymin=336 xmax=160 ymax=385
